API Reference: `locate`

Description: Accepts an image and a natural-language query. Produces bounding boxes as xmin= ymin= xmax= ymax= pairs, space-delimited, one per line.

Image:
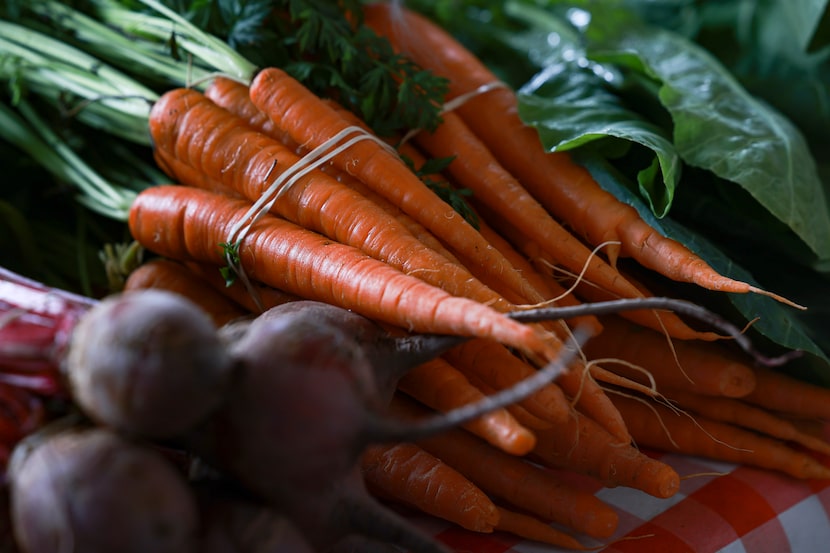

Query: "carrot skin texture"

xmin=744 ymin=367 xmax=830 ymax=420
xmin=123 ymin=258 xmax=247 ymax=326
xmin=612 ymin=395 xmax=830 ymax=480
xmin=665 ymin=389 xmax=830 ymax=457
xmin=388 ymin=396 xmax=618 ymax=540
xmin=362 ymin=2 xmax=781 ymax=300
xmin=413 ymin=109 xmax=648 ymax=315
xmin=475 ymin=217 xmax=604 ymax=336
xmin=582 ymin=315 xmax=757 ymax=398
xmin=127 ymin=185 xmax=556 ymax=359
xmin=443 ymin=339 xmax=570 ymax=425
xmin=494 ymin=507 xmax=593 ymax=550
xmin=149 ymin=87 xmax=511 ymax=311
xmin=398 ymin=358 xmax=537 ymax=455
xmin=182 ymin=261 xmax=300 ymax=314
xmin=247 ymin=67 xmax=539 ymax=303
xmin=360 ymin=442 xmax=499 ymax=533
xmin=411 ymin=425 xmax=618 ymax=538
xmin=532 ymin=411 xmax=681 ymax=499
xmin=206 ymin=78 xmax=465 ymax=268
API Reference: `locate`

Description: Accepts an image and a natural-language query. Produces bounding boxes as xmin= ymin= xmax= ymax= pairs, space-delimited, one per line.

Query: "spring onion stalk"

xmin=0 ymin=101 xmax=137 ymax=220
xmin=22 ymin=0 xmax=215 ymax=87
xmin=95 ymin=0 xmax=258 ymax=83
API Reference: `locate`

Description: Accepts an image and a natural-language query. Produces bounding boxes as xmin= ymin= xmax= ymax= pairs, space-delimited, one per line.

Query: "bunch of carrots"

xmin=105 ymin=2 xmax=830 ymax=550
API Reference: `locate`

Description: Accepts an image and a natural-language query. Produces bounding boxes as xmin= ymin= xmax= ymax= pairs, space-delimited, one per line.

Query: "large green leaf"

xmin=587 ymin=22 xmax=830 ymax=262
xmin=773 ymin=0 xmax=829 ymax=52
xmin=517 ymin=52 xmax=681 ymax=216
xmin=577 ymin=150 xmax=830 ymax=383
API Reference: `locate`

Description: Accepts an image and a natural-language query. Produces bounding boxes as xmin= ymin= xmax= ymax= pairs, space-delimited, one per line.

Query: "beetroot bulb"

xmin=65 ymin=288 xmax=236 ymax=439
xmin=8 ymin=425 xmax=199 ymax=553
xmin=192 ymin=480 xmax=314 ymax=553
xmin=184 ymin=304 xmax=589 ymax=553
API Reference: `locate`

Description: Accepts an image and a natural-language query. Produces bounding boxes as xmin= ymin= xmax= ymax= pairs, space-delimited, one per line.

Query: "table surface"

xmin=416 ymin=449 xmax=830 ymax=553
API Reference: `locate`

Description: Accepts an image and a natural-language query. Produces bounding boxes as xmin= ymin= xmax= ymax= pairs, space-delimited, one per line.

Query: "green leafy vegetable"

xmin=585 ymin=18 xmax=830 ymax=263
xmin=504 ymin=6 xmax=681 ymax=216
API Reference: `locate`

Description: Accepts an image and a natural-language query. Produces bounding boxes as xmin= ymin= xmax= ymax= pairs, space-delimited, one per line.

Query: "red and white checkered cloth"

xmin=415 ymin=450 xmax=830 ymax=553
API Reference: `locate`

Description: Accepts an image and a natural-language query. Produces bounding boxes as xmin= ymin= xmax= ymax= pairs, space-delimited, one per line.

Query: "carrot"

xmin=531 ymin=410 xmax=680 ymax=498
xmin=123 ymin=258 xmax=247 ymax=326
xmin=464 ymin=377 xmax=556 ymax=431
xmin=204 ymin=76 xmax=299 ymax=151
xmin=360 ymin=441 xmax=499 ymax=533
xmin=149 ymin=87 xmax=513 ymax=312
xmin=494 ymin=507 xmax=594 ymax=550
xmin=247 ymin=67 xmax=540 ymax=304
xmin=362 ymin=2 xmax=801 ymax=308
xmin=127 ymin=185 xmax=557 ymax=360
xmin=443 ymin=339 xmax=570 ymax=425
xmin=206 ymin=78 xmax=438 ymax=253
xmin=327 ymin=166 xmax=465 ymax=268
xmin=403 ymin=419 xmax=619 ymax=538
xmin=476 ymin=217 xmax=603 ymax=336
xmin=398 ymin=358 xmax=537 ymax=456
xmin=444 ymin=335 xmax=629 ymax=443
xmin=612 ymin=394 xmax=830 ymax=480
xmin=413 ymin=107 xmax=666 ymax=322
xmin=665 ymin=389 xmax=830 ymax=457
xmin=582 ymin=315 xmax=757 ymax=398
xmin=182 ymin=261 xmax=300 ymax=314
xmin=483 ymin=202 xmax=722 ymax=341
xmin=744 ymin=367 xmax=830 ymax=420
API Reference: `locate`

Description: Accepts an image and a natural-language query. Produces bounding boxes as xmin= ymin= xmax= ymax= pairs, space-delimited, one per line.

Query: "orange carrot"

xmin=483 ymin=203 xmax=721 ymax=341
xmin=531 ymin=410 xmax=680 ymax=498
xmin=360 ymin=441 xmax=499 ymax=533
xmin=205 ymin=77 xmax=457 ymax=261
xmin=247 ymin=67 xmax=540 ymax=304
xmin=476 ymin=217 xmax=603 ymax=336
xmin=204 ymin=76 xmax=299 ymax=150
xmin=494 ymin=507 xmax=594 ymax=550
xmin=363 ymin=2 xmax=800 ymax=308
xmin=744 ymin=368 xmax=830 ymax=420
xmin=465 ymin=377 xmax=556 ymax=431
xmin=413 ymin=107 xmax=663 ymax=319
xmin=123 ymin=258 xmax=247 ymax=326
xmin=612 ymin=394 xmax=830 ymax=480
xmin=398 ymin=358 xmax=537 ymax=456
xmin=582 ymin=315 xmax=757 ymax=398
xmin=444 ymin=336 xmax=630 ymax=443
xmin=443 ymin=339 xmax=570 ymax=425
xmin=149 ymin=88 xmax=513 ymax=312
xmin=182 ymin=261 xmax=299 ymax=314
xmin=665 ymin=389 xmax=830 ymax=457
xmin=407 ymin=422 xmax=619 ymax=539
xmin=127 ymin=185 xmax=557 ymax=360
xmin=326 ymin=166 xmax=465 ymax=268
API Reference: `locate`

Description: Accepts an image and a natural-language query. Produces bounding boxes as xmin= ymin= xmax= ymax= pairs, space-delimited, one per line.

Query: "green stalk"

xmin=93 ymin=0 xmax=258 ymax=83
xmin=0 ymin=20 xmax=160 ymax=99
xmin=23 ymin=0 xmax=215 ymax=87
xmin=0 ymin=100 xmax=138 ymax=220
xmin=0 ymin=22 xmax=156 ymax=144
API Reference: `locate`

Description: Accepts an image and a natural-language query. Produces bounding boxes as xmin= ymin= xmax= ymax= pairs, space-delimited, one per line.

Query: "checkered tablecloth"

xmin=415 ymin=450 xmax=830 ymax=553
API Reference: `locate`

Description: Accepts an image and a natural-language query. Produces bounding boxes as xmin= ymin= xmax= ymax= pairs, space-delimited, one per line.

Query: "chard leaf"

xmin=518 ymin=58 xmax=681 ymax=217
xmin=507 ymin=6 xmax=681 ymax=216
xmin=587 ymin=22 xmax=830 ymax=262
xmin=772 ymin=0 xmax=829 ymax=52
xmin=577 ymin=150 xmax=830 ymax=382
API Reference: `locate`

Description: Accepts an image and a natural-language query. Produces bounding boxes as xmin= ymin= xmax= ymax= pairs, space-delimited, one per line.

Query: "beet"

xmin=8 ymin=426 xmax=198 ymax=553
xmin=66 ymin=289 xmax=236 ymax=439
